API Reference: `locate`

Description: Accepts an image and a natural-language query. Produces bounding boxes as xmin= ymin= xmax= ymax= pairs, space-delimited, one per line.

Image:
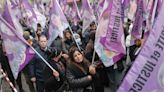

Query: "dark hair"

xmin=49 ymin=48 xmax=61 ymax=59
xmin=90 ymin=31 xmax=95 ymax=42
xmin=69 ymin=46 xmax=90 ymax=64
xmin=37 ymin=23 xmax=42 ymax=27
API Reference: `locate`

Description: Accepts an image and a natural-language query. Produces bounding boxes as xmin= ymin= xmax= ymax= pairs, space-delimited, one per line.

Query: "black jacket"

xmin=44 ymin=60 xmax=66 ymax=92
xmin=66 ymin=62 xmax=94 ymax=92
xmin=28 ymin=47 xmax=51 ymax=82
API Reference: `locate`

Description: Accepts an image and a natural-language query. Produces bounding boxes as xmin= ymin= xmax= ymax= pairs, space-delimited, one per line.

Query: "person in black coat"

xmin=129 ymin=39 xmax=142 ymax=62
xmin=44 ymin=49 xmax=66 ymax=92
xmin=28 ymin=35 xmax=58 ymax=92
xmin=66 ymin=47 xmax=96 ymax=92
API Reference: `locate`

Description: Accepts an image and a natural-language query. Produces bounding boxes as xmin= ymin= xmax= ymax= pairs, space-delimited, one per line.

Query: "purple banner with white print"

xmin=100 ymin=0 xmax=125 ymax=66
xmin=48 ymin=0 xmax=69 ymax=46
xmin=102 ymin=0 xmax=125 ymax=55
xmin=95 ymin=0 xmax=125 ymax=67
xmin=1 ymin=0 xmax=34 ymax=79
xmin=117 ymin=1 xmax=164 ymax=92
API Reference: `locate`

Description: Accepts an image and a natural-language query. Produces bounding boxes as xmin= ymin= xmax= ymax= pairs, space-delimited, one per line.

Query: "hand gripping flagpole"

xmin=0 ymin=16 xmax=60 ymax=81
xmin=30 ymin=46 xmax=60 ymax=81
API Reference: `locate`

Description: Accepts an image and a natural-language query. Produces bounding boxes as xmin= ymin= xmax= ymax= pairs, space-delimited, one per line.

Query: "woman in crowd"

xmin=66 ymin=46 xmax=96 ymax=92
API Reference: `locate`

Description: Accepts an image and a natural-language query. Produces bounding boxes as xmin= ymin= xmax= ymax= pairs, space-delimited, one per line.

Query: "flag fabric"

xmin=19 ymin=0 xmax=37 ymax=27
xmin=66 ymin=0 xmax=81 ymax=24
xmin=81 ymin=0 xmax=96 ymax=33
xmin=95 ymin=0 xmax=125 ymax=67
xmin=131 ymin=0 xmax=146 ymax=39
xmin=118 ymin=1 xmax=164 ymax=92
xmin=122 ymin=0 xmax=130 ymax=19
xmin=72 ymin=0 xmax=81 ymax=22
xmin=48 ymin=0 xmax=69 ymax=46
xmin=96 ymin=0 xmax=105 ymax=21
xmin=0 ymin=0 xmax=34 ymax=79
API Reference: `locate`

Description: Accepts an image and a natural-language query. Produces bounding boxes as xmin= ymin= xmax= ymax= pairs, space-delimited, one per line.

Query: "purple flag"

xmin=95 ymin=0 xmax=125 ymax=67
xmin=81 ymin=0 xmax=96 ymax=33
xmin=123 ymin=0 xmax=130 ymax=9
xmin=48 ymin=0 xmax=69 ymax=46
xmin=20 ymin=0 xmax=37 ymax=27
xmin=96 ymin=0 xmax=105 ymax=21
xmin=0 ymin=0 xmax=34 ymax=79
xmin=72 ymin=0 xmax=81 ymax=22
xmin=131 ymin=0 xmax=146 ymax=39
xmin=117 ymin=1 xmax=164 ymax=92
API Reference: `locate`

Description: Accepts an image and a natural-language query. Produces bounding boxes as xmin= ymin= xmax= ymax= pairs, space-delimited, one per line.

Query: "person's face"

xmin=37 ymin=26 xmax=42 ymax=31
xmin=90 ymin=24 xmax=97 ymax=31
xmin=73 ymin=51 xmax=83 ymax=63
xmin=37 ymin=30 xmax=42 ymax=36
xmin=39 ymin=36 xmax=47 ymax=49
xmin=136 ymin=40 xmax=141 ymax=47
xmin=65 ymin=32 xmax=72 ymax=39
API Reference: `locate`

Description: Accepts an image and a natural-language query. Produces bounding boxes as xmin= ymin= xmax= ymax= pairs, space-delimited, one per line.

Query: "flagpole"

xmin=73 ymin=0 xmax=82 ymax=20
xmin=91 ymin=21 xmax=97 ymax=64
xmin=151 ymin=0 xmax=158 ymax=28
xmin=68 ymin=25 xmax=82 ymax=51
xmin=0 ymin=16 xmax=60 ymax=81
xmin=30 ymin=46 xmax=57 ymax=73
xmin=0 ymin=69 xmax=18 ymax=92
xmin=54 ymin=0 xmax=81 ymax=51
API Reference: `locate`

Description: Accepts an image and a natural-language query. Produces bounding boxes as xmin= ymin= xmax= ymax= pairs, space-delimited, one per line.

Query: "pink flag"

xmin=1 ymin=0 xmax=34 ymax=79
xmin=95 ymin=0 xmax=125 ymax=67
xmin=48 ymin=0 xmax=69 ymax=46
xmin=81 ymin=0 xmax=96 ymax=33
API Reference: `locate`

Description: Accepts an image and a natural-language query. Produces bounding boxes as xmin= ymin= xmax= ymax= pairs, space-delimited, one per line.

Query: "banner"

xmin=117 ymin=1 xmax=164 ymax=92
xmin=131 ymin=0 xmax=147 ymax=39
xmin=48 ymin=0 xmax=69 ymax=46
xmin=81 ymin=0 xmax=96 ymax=33
xmin=20 ymin=0 xmax=37 ymax=27
xmin=95 ymin=0 xmax=125 ymax=67
xmin=0 ymin=0 xmax=34 ymax=79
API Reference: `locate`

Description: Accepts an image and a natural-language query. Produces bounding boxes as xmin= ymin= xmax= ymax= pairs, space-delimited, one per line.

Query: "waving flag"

xmin=95 ymin=0 xmax=125 ymax=67
xmin=0 ymin=0 xmax=34 ymax=79
xmin=48 ymin=0 xmax=69 ymax=46
xmin=72 ymin=0 xmax=81 ymax=23
xmin=131 ymin=0 xmax=147 ymax=39
xmin=19 ymin=0 xmax=37 ymax=27
xmin=96 ymin=0 xmax=105 ymax=20
xmin=118 ymin=1 xmax=164 ymax=92
xmin=81 ymin=0 xmax=96 ymax=33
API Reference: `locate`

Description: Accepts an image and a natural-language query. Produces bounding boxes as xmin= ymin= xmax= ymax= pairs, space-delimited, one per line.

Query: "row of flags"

xmin=0 ymin=0 xmax=164 ymax=91
xmin=118 ymin=0 xmax=164 ymax=91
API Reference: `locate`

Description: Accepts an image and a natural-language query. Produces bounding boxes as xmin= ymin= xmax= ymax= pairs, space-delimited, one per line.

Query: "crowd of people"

xmin=0 ymin=16 xmax=143 ymax=92
xmin=0 ymin=1 xmax=145 ymax=92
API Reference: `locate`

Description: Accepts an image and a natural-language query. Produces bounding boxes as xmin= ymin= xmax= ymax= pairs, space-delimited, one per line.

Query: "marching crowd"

xmin=0 ymin=16 xmax=143 ymax=92
xmin=0 ymin=0 xmax=146 ymax=92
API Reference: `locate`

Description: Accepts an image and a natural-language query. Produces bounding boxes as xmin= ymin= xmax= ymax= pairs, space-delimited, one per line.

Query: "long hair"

xmin=68 ymin=46 xmax=90 ymax=65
